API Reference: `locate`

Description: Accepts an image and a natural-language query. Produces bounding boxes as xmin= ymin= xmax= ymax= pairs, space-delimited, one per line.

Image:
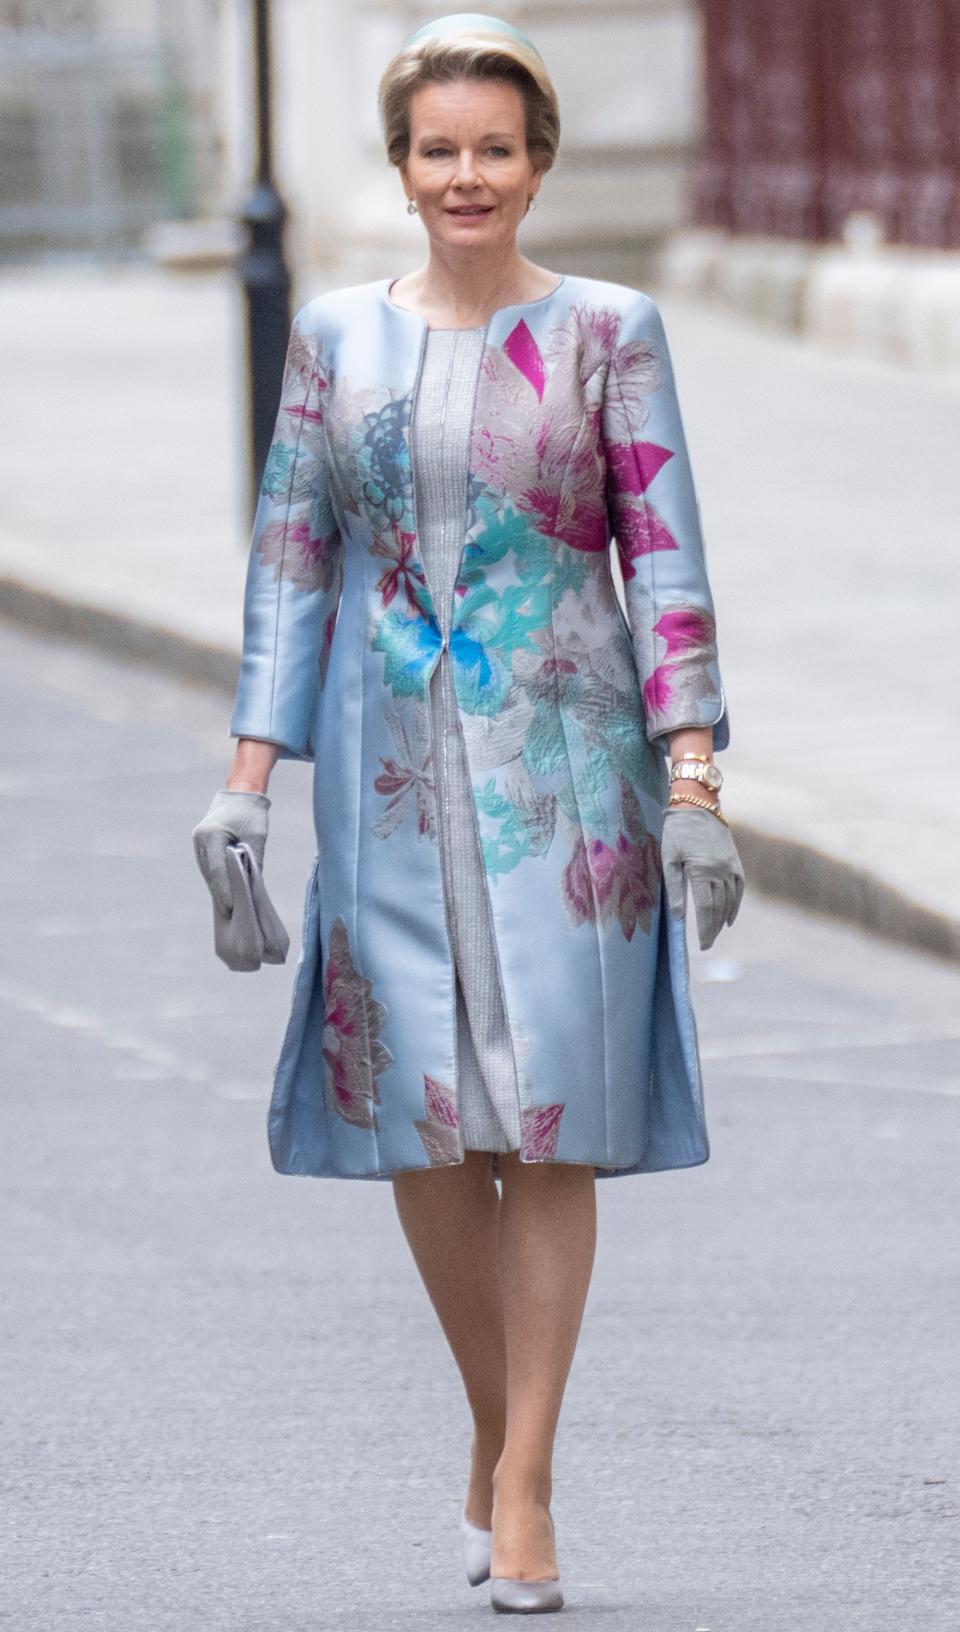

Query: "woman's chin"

xmin=444 ymin=219 xmax=496 ymax=235
xmin=435 ymin=217 xmax=515 ymax=250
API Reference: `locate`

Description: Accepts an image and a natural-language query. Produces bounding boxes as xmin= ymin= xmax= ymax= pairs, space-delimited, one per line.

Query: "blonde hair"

xmin=378 ymin=31 xmax=561 ymax=174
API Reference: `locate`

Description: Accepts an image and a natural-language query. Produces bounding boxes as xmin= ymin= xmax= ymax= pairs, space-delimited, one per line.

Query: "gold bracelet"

xmin=664 ymin=791 xmax=731 ymax=827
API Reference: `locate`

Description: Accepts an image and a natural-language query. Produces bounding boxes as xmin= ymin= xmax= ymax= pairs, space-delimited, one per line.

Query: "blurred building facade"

xmin=694 ymin=0 xmax=960 ymax=251
xmin=0 ymin=0 xmax=223 ymax=254
xmin=6 ymin=1 xmax=957 ymax=367
xmin=668 ymin=0 xmax=960 ymax=369
xmin=1 ymin=0 xmax=705 ymax=285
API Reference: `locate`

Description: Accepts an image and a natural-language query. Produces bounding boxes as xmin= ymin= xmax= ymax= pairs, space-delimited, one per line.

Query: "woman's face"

xmin=400 ymin=76 xmax=542 ymax=255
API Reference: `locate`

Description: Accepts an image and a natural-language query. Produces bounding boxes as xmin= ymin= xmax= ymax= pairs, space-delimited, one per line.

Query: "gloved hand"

xmin=192 ymin=789 xmax=270 ymax=916
xmin=661 ymin=806 xmax=745 ymax=951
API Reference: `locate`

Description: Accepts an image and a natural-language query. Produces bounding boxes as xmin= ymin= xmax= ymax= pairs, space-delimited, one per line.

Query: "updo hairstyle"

xmin=378 ymin=30 xmax=561 ymax=174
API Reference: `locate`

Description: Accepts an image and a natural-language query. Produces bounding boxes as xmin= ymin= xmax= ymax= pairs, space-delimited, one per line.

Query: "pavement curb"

xmin=0 ymin=575 xmax=239 ymax=693
xmin=730 ymin=822 xmax=960 ymax=967
xmin=4 ymin=573 xmax=959 ymax=969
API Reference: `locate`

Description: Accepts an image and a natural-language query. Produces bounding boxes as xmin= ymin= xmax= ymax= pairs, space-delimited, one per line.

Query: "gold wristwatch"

xmin=669 ymin=753 xmax=723 ymax=793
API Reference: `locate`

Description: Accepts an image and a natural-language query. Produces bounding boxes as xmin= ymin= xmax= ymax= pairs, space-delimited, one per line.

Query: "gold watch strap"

xmin=670 ymin=760 xmax=722 ymax=784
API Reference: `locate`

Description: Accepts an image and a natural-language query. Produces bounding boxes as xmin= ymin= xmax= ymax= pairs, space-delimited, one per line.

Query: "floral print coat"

xmin=229 ymin=274 xmax=729 ymax=1180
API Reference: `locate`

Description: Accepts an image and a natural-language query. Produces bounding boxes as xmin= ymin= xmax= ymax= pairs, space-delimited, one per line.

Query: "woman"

xmin=193 ymin=12 xmax=744 ymax=1615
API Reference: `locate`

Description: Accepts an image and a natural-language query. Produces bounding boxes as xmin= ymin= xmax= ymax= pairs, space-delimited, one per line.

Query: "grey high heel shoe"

xmin=461 ymin=1511 xmax=493 ymax=1586
xmin=490 ymin=1575 xmax=564 ymax=1613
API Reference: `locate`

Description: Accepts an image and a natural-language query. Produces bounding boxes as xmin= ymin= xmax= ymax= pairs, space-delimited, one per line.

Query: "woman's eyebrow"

xmin=416 ymin=130 xmax=517 ymax=143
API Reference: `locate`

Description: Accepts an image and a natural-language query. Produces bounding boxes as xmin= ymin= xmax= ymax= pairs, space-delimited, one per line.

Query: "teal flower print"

xmin=359 ymin=397 xmax=414 ymax=530
xmin=372 ymin=609 xmax=439 ymax=697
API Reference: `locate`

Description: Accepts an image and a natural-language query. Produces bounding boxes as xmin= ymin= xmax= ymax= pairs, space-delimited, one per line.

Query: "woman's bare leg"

xmin=392 ymin=1150 xmax=508 ymax=1527
xmin=392 ymin=1150 xmax=597 ymax=1574
xmin=491 ymin=1153 xmax=597 ymax=1580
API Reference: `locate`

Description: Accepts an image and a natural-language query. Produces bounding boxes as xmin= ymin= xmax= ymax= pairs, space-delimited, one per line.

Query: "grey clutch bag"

xmin=213 ymin=841 xmax=290 ymax=972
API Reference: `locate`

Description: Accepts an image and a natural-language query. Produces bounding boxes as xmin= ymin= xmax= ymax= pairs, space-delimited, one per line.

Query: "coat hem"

xmin=267 ymin=1141 xmax=710 ymax=1182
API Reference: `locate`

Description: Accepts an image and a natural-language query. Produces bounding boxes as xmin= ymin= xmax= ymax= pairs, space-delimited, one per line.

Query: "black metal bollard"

xmin=236 ymin=0 xmax=292 ymax=520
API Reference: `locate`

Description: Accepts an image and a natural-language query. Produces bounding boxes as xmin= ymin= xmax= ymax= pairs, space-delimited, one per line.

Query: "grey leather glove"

xmin=192 ymin=789 xmax=270 ymax=916
xmin=661 ymin=806 xmax=745 ymax=951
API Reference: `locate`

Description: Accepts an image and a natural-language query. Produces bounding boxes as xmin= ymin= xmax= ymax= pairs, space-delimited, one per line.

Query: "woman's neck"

xmin=392 ymin=252 xmax=557 ymax=327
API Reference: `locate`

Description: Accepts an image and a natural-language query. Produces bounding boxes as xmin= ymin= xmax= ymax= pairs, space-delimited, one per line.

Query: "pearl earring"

xmin=406 ymin=198 xmax=419 ymax=215
xmin=527 ymin=196 xmax=537 ymax=212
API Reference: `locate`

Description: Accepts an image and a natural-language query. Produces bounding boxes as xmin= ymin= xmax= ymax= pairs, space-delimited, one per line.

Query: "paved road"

xmin=2 ymin=625 xmax=958 ymax=1631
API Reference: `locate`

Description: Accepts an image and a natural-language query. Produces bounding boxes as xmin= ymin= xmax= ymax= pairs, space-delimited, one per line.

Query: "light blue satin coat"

xmin=229 ymin=273 xmax=729 ymax=1180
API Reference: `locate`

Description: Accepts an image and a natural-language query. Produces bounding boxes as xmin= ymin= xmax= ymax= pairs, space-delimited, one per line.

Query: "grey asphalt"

xmin=2 ymin=623 xmax=958 ymax=1632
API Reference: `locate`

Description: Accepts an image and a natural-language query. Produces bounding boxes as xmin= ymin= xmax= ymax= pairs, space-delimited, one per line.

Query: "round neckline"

xmin=383 ymin=274 xmax=565 ymax=330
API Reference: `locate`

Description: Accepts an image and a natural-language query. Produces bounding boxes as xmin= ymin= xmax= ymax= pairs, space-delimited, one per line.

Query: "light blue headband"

xmin=404 ymin=12 xmax=543 ymax=62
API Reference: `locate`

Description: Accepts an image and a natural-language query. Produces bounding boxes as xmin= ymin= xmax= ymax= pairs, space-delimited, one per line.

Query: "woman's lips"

xmin=446 ymin=206 xmax=494 ymax=217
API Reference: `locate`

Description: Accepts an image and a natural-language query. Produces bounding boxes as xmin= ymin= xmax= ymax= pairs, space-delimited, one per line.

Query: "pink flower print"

xmin=613 ymin=782 xmax=660 ymax=938
xmin=581 ymin=305 xmax=621 ymax=353
xmin=561 ymin=783 xmax=659 ymax=940
xmin=520 ymin=483 xmax=609 ymax=554
xmin=610 ymin=336 xmax=661 ymax=416
xmin=373 ymin=701 xmax=436 ymax=841
xmin=282 ymin=386 xmax=327 ymax=430
xmin=613 ymin=501 xmax=679 ymax=579
xmin=605 ymin=440 xmax=673 ymax=495
xmin=503 ymin=319 xmax=546 ymax=400
xmin=642 ymin=663 xmax=675 ymax=718
xmin=372 ymin=524 xmax=424 ymax=612
xmin=542 ymin=302 xmax=621 ymax=385
xmin=415 ymin=1073 xmax=462 ymax=1165
xmin=279 ymin=326 xmax=318 ymax=396
xmin=610 ymin=830 xmax=660 ymax=941
xmin=256 ymin=517 xmax=340 ymax=593
xmin=561 ymin=833 xmax=595 ymax=924
xmin=582 ymin=833 xmax=658 ymax=941
xmin=602 ymin=334 xmax=661 ymax=445
xmin=585 ymin=835 xmax=619 ymax=909
xmin=322 ymin=917 xmax=394 ymax=1130
xmin=537 ymin=655 xmax=578 ymax=683
xmin=521 ymin=1103 xmax=564 ymax=1160
xmin=643 ymin=605 xmax=720 ymax=732
xmin=653 ymin=607 xmax=716 ymax=657
xmin=425 ymin=1073 xmax=458 ymax=1126
xmin=470 ymin=342 xmax=560 ymax=503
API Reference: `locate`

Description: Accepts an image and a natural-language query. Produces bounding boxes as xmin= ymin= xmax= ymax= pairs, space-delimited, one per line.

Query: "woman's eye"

xmin=422 ymin=145 xmax=511 ymax=159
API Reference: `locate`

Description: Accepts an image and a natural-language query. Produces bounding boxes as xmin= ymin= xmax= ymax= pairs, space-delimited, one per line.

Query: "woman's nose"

xmin=453 ymin=152 xmax=480 ymax=185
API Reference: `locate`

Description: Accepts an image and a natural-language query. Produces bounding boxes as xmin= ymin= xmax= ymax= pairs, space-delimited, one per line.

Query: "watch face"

xmin=702 ymin=763 xmax=723 ymax=789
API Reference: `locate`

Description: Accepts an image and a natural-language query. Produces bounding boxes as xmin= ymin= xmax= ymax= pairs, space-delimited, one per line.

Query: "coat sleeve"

xmin=228 ymin=304 xmax=345 ymax=762
xmin=601 ymin=292 xmax=729 ymax=755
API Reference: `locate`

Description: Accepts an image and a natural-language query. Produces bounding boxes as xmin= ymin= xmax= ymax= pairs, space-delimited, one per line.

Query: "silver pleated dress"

xmin=409 ymin=326 xmax=523 ymax=1153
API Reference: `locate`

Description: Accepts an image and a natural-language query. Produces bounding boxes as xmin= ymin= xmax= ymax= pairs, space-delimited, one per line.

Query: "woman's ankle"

xmin=464 ymin=1423 xmax=505 ymax=1528
xmin=490 ymin=1465 xmax=558 ymax=1580
xmin=492 ymin=1452 xmax=553 ymax=1508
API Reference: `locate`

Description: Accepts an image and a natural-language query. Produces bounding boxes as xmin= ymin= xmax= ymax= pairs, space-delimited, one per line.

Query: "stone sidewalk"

xmin=2 ymin=261 xmax=958 ymax=959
